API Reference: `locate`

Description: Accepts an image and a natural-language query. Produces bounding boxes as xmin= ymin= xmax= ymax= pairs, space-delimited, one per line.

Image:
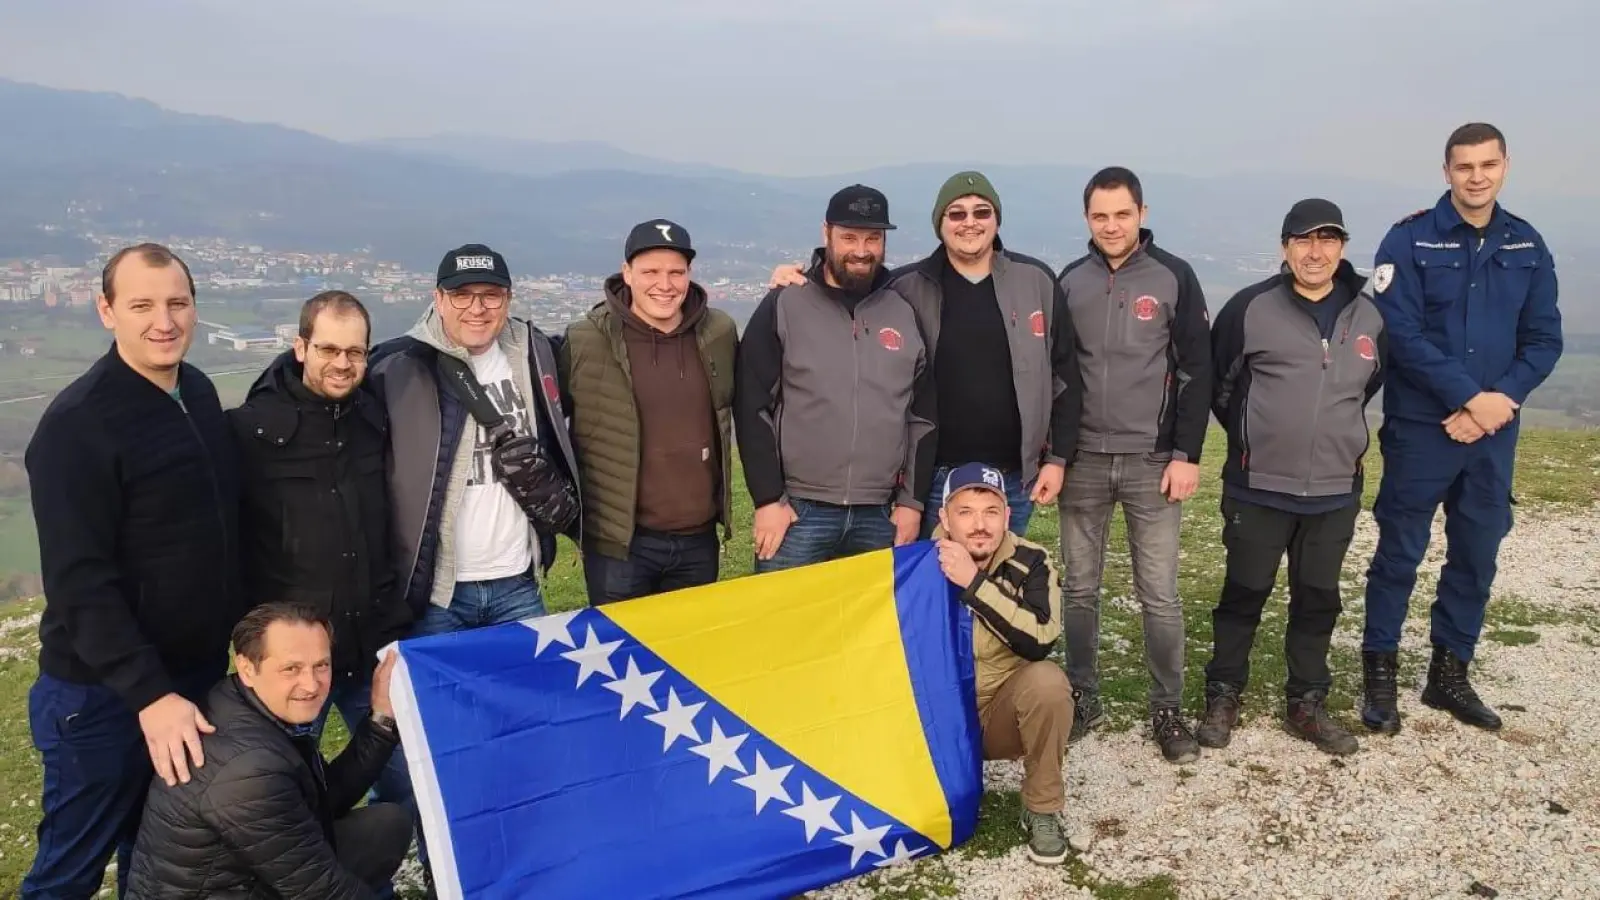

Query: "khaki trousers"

xmin=978 ymin=660 xmax=1074 ymax=814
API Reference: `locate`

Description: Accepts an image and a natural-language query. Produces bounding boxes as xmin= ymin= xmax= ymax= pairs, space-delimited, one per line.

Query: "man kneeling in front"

xmin=935 ymin=463 xmax=1074 ymax=865
xmin=126 ymin=602 xmax=413 ymax=899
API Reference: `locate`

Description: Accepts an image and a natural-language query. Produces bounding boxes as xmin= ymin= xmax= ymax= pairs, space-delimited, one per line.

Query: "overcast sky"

xmin=4 ymin=0 xmax=1597 ymax=195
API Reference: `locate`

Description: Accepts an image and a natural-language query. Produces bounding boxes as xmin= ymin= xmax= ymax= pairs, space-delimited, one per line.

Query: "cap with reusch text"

xmin=437 ymin=243 xmax=512 ymax=290
xmin=942 ymin=462 xmax=1008 ymax=507
xmin=825 ymin=184 xmax=897 ymax=230
xmin=1280 ymin=199 xmax=1349 ymax=241
xmin=625 ymin=219 xmax=696 ymax=263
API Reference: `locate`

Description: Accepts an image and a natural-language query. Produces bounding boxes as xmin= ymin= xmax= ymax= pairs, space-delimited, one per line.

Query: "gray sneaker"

xmin=1019 ymin=809 xmax=1069 ymax=865
xmin=1068 ymin=688 xmax=1105 ymax=744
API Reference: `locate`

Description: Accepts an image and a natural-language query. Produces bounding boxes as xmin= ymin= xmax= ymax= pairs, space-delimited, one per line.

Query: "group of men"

xmin=19 ymin=119 xmax=1561 ymax=896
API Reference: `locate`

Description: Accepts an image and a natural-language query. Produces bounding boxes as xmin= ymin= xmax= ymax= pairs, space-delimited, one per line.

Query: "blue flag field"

xmin=387 ymin=541 xmax=984 ymax=899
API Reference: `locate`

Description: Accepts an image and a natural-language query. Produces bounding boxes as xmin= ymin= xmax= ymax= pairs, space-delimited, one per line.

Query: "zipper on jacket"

xmin=182 ymin=403 xmax=233 ymax=614
xmin=1305 ymin=343 xmax=1329 ymax=496
xmin=1100 ymin=270 xmax=1117 ymax=452
xmin=844 ymin=305 xmax=861 ymax=505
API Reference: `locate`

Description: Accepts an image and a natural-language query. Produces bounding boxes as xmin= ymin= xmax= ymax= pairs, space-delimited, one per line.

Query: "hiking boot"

xmin=1420 ymin=644 xmax=1502 ymax=731
xmin=1360 ymin=650 xmax=1402 ymax=734
xmin=1196 ymin=683 xmax=1242 ymax=749
xmin=1283 ymin=689 xmax=1360 ymax=755
xmin=1068 ymin=688 xmax=1105 ymax=744
xmin=1019 ymin=809 xmax=1069 ymax=865
xmin=1151 ymin=707 xmax=1200 ymax=763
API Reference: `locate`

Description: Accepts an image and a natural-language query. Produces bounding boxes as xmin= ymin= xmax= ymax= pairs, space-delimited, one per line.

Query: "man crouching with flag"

xmin=934 ymin=463 xmax=1074 ymax=865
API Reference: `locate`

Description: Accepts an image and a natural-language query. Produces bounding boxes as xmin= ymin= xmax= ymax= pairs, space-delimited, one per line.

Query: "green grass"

xmin=0 ymin=425 xmax=1595 ymax=897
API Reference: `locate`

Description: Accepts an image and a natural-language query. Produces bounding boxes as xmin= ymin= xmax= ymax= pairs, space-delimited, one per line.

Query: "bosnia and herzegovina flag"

xmin=387 ymin=541 xmax=982 ymax=900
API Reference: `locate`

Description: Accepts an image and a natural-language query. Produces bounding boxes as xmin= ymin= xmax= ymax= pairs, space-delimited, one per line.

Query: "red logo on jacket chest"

xmin=878 ymin=327 xmax=903 ymax=351
xmin=1355 ymin=335 xmax=1377 ymax=361
xmin=1133 ymin=295 xmax=1159 ymax=321
xmin=1028 ymin=310 xmax=1046 ymax=338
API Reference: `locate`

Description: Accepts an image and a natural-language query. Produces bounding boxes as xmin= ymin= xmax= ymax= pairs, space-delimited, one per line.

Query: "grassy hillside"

xmin=0 ymin=426 xmax=1594 ymax=897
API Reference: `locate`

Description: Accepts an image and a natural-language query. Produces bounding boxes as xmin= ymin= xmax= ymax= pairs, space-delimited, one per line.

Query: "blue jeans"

xmin=312 ymin=673 xmax=416 ymax=900
xmin=413 ymin=572 xmax=548 ymax=637
xmin=1363 ymin=417 xmax=1518 ymax=661
xmin=921 ymin=465 xmax=1035 ymax=539
xmin=24 ymin=668 xmax=220 ymax=900
xmin=584 ymin=526 xmax=720 ymax=605
xmin=753 ymin=498 xmax=897 ymax=574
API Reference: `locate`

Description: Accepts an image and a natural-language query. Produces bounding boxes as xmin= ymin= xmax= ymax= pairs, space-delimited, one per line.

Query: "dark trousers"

xmin=752 ymin=498 xmax=896 ymax=575
xmin=583 ymin=525 xmax=721 ymax=605
xmin=334 ymin=803 xmax=414 ymax=892
xmin=24 ymin=668 xmax=221 ymax=900
xmin=1205 ymin=495 xmax=1359 ymax=699
xmin=1363 ymin=417 xmax=1517 ymax=662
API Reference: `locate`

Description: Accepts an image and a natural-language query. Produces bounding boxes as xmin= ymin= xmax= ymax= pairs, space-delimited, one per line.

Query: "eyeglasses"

xmin=446 ymin=288 xmax=509 ymax=309
xmin=310 ymin=342 xmax=368 ymax=364
xmin=945 ymin=207 xmax=995 ymax=222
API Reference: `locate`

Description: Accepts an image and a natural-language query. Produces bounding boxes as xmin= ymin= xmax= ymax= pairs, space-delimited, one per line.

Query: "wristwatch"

xmin=370 ymin=711 xmax=396 ymax=732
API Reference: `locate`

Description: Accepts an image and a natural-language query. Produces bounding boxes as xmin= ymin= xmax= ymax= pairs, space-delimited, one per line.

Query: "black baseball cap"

xmin=1281 ymin=199 xmax=1349 ymax=240
xmin=624 ymin=218 xmax=696 ymax=263
xmin=437 ymin=243 xmax=512 ymax=290
xmin=825 ymin=184 xmax=897 ymax=230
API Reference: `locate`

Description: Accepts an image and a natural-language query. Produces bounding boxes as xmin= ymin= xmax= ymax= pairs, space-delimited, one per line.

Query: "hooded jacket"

xmin=227 ymin=352 xmax=412 ymax=680
xmin=887 ymin=240 xmax=1083 ymax=483
xmin=125 ymin=675 xmax=400 ymax=899
xmin=1057 ymin=230 xmax=1212 ymax=462
xmin=558 ymin=276 xmax=737 ymax=561
xmin=367 ymin=310 xmax=579 ymax=615
xmin=1212 ymin=260 xmax=1387 ymax=498
xmin=735 ymin=249 xmax=936 ymax=511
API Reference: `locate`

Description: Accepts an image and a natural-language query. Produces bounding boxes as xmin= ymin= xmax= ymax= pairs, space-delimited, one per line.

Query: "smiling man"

xmin=736 ymin=185 xmax=935 ymax=572
xmin=1360 ymin=123 xmax=1563 ymax=736
xmin=227 ymin=291 xmax=415 ymax=896
xmin=1055 ymin=167 xmax=1213 ymax=764
xmin=22 ymin=243 xmax=242 ymax=899
xmin=1199 ymin=199 xmax=1386 ymax=756
xmin=559 ymin=219 xmax=737 ymax=604
xmin=368 ymin=243 xmax=579 ymax=643
xmin=126 ymin=603 xmax=412 ymax=898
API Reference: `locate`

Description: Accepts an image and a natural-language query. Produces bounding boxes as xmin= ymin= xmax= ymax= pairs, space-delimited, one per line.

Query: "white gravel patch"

xmin=811 ymin=504 xmax=1600 ymax=899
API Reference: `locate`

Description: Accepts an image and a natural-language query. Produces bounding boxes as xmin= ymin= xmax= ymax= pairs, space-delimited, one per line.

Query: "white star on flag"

xmin=524 ymin=610 xmax=579 ymax=656
xmin=732 ymin=751 xmax=794 ymax=814
xmin=833 ymin=811 xmax=891 ymax=869
xmin=873 ymin=839 xmax=926 ymax=869
xmin=560 ymin=625 xmax=622 ymax=687
xmin=688 ymin=719 xmax=748 ymax=783
xmin=601 ymin=656 xmax=662 ymax=718
xmin=781 ymin=783 xmax=843 ymax=842
xmin=643 ymin=688 xmax=704 ymax=751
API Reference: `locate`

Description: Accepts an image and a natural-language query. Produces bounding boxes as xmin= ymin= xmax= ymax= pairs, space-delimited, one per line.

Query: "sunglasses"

xmin=944 ymin=207 xmax=995 ymax=223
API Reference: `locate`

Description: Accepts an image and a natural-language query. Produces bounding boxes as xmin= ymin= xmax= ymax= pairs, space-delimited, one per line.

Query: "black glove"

xmin=487 ymin=419 xmax=580 ymax=535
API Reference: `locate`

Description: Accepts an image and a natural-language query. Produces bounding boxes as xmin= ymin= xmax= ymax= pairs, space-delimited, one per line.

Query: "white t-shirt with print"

xmin=453 ymin=342 xmax=539 ymax=581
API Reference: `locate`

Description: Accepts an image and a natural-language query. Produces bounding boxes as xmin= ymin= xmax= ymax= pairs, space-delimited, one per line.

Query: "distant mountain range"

xmin=2 ymin=77 xmax=1595 ymax=309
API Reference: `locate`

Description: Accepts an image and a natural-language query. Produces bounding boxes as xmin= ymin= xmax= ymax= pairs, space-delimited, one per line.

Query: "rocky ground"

xmin=812 ymin=506 xmax=1600 ymax=900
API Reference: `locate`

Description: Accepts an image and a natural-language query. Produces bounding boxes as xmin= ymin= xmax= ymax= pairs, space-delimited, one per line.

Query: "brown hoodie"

xmin=604 ymin=275 xmax=720 ymax=534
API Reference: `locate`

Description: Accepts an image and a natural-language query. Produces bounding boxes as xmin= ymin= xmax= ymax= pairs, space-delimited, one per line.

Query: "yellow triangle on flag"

xmin=601 ymin=549 xmax=954 ymax=848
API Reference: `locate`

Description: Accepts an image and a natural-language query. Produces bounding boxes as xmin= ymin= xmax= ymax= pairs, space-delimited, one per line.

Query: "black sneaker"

xmin=1151 ymin=707 xmax=1200 ymax=764
xmin=1069 ymin=688 xmax=1105 ymax=744
xmin=1196 ymin=683 xmax=1242 ymax=749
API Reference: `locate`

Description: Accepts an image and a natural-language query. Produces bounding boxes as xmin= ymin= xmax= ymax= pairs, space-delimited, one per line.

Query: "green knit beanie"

xmin=932 ymin=171 xmax=1001 ymax=239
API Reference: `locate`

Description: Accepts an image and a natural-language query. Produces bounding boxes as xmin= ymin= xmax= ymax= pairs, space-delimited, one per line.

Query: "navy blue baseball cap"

xmin=942 ymin=462 xmax=1007 ymax=507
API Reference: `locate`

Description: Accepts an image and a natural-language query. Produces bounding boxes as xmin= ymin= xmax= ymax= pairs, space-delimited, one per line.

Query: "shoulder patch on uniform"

xmin=1372 ymin=263 xmax=1394 ymax=294
xmin=1394 ymin=208 xmax=1428 ymax=226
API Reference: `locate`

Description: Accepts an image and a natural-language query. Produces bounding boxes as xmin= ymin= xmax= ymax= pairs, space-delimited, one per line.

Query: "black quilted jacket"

xmin=125 ymin=675 xmax=401 ymax=899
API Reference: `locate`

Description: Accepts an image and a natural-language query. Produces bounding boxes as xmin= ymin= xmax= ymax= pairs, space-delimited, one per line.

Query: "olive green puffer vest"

xmin=559 ymin=302 xmax=738 ymax=560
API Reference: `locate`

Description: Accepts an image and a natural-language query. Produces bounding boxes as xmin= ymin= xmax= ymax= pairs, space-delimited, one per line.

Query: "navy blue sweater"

xmin=27 ymin=344 xmax=242 ymax=713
